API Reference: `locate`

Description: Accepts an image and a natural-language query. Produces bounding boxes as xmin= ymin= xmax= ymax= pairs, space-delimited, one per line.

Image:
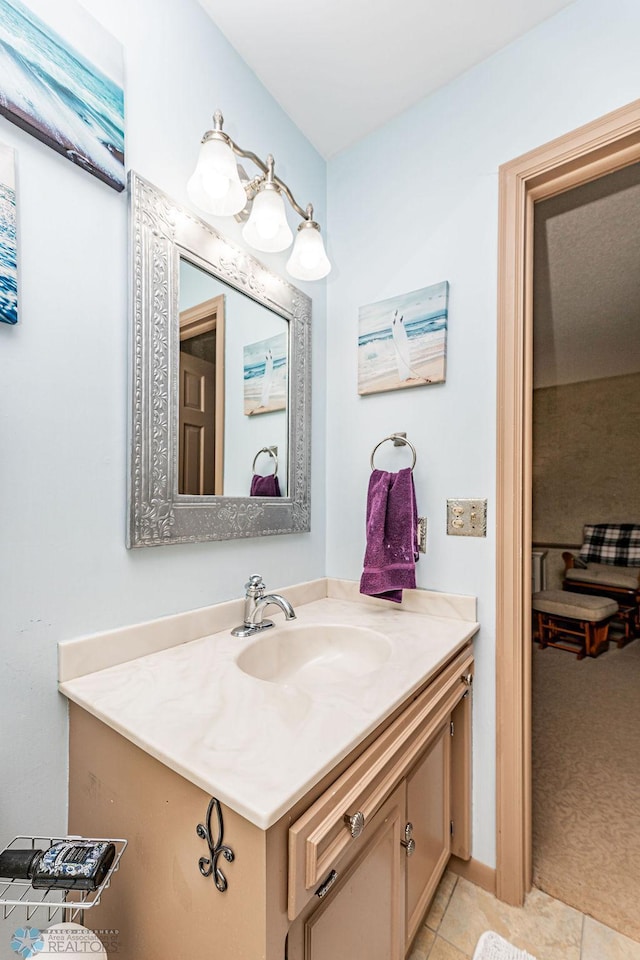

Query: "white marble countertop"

xmin=59 ymin=580 xmax=478 ymax=830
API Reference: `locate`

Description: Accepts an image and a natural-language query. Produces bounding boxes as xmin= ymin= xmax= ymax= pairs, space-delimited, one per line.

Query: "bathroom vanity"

xmin=59 ymin=579 xmax=478 ymax=960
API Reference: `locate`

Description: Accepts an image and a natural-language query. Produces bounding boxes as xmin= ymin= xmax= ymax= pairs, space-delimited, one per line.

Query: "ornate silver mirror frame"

xmin=127 ymin=171 xmax=311 ymax=547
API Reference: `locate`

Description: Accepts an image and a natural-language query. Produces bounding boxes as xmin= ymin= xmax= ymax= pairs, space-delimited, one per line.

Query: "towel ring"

xmin=252 ymin=446 xmax=278 ymax=476
xmin=370 ymin=434 xmax=417 ymax=472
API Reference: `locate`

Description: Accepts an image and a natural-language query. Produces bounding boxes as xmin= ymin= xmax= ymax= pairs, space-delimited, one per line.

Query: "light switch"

xmin=447 ymin=499 xmax=487 ymax=537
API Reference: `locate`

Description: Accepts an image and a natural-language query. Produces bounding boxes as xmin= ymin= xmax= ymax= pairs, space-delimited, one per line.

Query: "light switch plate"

xmin=447 ymin=499 xmax=487 ymax=537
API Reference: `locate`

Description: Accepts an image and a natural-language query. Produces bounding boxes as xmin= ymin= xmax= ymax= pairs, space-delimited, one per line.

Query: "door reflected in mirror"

xmin=178 ymin=257 xmax=289 ymax=499
xmin=179 ymin=286 xmax=224 ymax=495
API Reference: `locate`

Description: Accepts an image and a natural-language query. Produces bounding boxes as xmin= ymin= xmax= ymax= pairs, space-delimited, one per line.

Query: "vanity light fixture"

xmin=187 ymin=111 xmax=330 ymax=280
xmin=242 ymin=156 xmax=293 ymax=253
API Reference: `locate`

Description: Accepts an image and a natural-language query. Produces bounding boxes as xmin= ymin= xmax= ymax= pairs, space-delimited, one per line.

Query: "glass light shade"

xmin=286 ymin=223 xmax=331 ymax=281
xmin=187 ymin=137 xmax=246 ymax=216
xmin=242 ymin=187 xmax=293 ymax=252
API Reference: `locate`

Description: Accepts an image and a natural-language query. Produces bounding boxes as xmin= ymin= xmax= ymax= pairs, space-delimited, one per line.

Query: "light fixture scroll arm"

xmin=228 ymin=144 xmax=311 ymax=221
xmin=200 ymin=114 xmax=270 ymax=182
xmin=213 ymin=112 xmax=315 ymax=223
xmin=271 ymin=178 xmax=311 ymax=222
xmin=227 ymin=140 xmax=270 ymax=177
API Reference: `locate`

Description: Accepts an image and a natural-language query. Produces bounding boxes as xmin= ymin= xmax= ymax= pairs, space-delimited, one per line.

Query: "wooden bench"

xmin=562 ymin=553 xmax=639 ymax=645
xmin=532 ymin=590 xmax=619 ymax=660
xmin=562 ymin=524 xmax=640 ymax=644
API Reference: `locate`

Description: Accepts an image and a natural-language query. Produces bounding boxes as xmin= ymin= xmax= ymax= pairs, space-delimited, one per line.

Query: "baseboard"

xmin=448 ymin=855 xmax=496 ymax=895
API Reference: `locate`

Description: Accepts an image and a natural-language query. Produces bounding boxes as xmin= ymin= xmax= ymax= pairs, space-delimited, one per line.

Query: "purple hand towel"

xmin=359 ymin=467 xmax=419 ymax=603
xmin=250 ymin=473 xmax=281 ymax=497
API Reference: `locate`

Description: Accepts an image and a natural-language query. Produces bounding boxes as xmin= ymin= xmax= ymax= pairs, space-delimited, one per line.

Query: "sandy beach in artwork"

xmin=358 ymin=353 xmax=445 ymax=395
xmin=245 ymin=394 xmax=286 ymax=416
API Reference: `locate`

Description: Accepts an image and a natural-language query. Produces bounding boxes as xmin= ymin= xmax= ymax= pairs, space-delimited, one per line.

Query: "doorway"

xmin=495 ymin=98 xmax=640 ymax=906
xmin=530 ymin=162 xmax=640 ymax=937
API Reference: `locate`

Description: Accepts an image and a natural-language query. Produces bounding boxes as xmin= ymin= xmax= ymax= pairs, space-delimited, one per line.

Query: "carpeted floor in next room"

xmin=532 ymin=634 xmax=640 ymax=943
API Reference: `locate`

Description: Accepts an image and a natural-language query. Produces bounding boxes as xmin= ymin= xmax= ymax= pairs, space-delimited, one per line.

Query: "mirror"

xmin=177 ymin=259 xmax=289 ymax=498
xmin=127 ymin=171 xmax=311 ymax=547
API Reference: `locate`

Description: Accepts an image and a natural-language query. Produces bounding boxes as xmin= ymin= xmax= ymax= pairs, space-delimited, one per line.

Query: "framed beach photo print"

xmin=358 ymin=281 xmax=449 ymax=396
xmin=0 ymin=142 xmax=18 ymax=325
xmin=0 ymin=0 xmax=125 ymax=191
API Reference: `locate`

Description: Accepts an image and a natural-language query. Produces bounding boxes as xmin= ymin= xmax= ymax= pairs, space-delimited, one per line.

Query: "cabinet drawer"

xmin=288 ymin=645 xmax=473 ymax=920
xmin=287 ymin=784 xmax=407 ymax=960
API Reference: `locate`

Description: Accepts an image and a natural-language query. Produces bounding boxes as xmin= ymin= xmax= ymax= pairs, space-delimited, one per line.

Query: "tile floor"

xmin=408 ymin=871 xmax=640 ymax=960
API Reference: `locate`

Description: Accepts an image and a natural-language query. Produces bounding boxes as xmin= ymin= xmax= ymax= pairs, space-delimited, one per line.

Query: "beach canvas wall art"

xmin=244 ymin=332 xmax=288 ymax=416
xmin=358 ymin=281 xmax=449 ymax=396
xmin=0 ymin=142 xmax=17 ymax=325
xmin=0 ymin=0 xmax=125 ymax=191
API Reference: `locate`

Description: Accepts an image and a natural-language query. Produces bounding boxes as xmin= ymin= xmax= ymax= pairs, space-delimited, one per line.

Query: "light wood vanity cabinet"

xmin=68 ymin=642 xmax=472 ymax=960
xmin=287 ymin=645 xmax=472 ymax=960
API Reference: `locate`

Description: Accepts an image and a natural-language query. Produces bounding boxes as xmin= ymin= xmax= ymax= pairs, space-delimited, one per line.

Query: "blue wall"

xmin=0 ymin=0 xmax=327 ymax=910
xmin=325 ymin=0 xmax=640 ymax=867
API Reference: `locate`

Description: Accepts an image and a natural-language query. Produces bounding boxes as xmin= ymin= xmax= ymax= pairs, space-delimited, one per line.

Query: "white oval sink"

xmin=236 ymin=624 xmax=392 ymax=685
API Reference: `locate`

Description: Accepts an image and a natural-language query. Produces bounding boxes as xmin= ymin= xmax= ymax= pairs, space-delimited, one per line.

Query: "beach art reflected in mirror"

xmin=358 ymin=281 xmax=449 ymax=395
xmin=244 ymin=332 xmax=288 ymax=416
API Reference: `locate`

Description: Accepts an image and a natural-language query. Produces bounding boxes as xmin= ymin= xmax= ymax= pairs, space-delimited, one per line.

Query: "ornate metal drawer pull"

xmin=343 ymin=811 xmax=365 ymax=839
xmin=197 ymin=797 xmax=235 ymax=893
xmin=315 ymin=869 xmax=338 ymax=898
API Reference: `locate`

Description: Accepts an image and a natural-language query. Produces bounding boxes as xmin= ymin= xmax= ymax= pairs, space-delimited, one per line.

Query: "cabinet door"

xmin=288 ymin=784 xmax=406 ymax=960
xmin=450 ymin=692 xmax=472 ymax=860
xmin=288 ymin=646 xmax=473 ymax=921
xmin=405 ymin=722 xmax=451 ymax=946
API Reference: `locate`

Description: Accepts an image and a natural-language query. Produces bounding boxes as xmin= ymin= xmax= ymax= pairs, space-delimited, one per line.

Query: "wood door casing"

xmin=497 ymin=98 xmax=640 ymax=903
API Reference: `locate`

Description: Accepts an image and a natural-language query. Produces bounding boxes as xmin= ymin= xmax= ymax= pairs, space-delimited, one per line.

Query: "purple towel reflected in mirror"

xmin=250 ymin=474 xmax=281 ymax=497
xmin=360 ymin=467 xmax=419 ymax=603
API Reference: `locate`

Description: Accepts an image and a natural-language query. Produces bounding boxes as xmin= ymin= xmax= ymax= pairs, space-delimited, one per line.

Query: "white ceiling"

xmin=196 ymin=0 xmax=640 ymax=385
xmin=197 ymin=0 xmax=577 ymax=158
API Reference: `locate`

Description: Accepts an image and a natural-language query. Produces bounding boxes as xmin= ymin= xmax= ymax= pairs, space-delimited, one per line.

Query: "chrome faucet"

xmin=231 ymin=575 xmax=296 ymax=638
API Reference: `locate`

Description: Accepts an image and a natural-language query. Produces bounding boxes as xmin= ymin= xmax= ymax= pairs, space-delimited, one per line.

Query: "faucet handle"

xmin=245 ymin=574 xmax=265 ymax=595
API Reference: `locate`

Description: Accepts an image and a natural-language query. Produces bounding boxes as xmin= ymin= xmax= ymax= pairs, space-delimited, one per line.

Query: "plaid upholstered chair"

xmin=562 ymin=523 xmax=640 ymax=645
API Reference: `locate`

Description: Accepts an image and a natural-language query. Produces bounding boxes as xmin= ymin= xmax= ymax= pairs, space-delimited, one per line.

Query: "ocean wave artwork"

xmin=0 ymin=0 xmax=125 ymax=191
xmin=358 ymin=281 xmax=449 ymax=396
xmin=0 ymin=142 xmax=17 ymax=325
xmin=244 ymin=332 xmax=288 ymax=416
